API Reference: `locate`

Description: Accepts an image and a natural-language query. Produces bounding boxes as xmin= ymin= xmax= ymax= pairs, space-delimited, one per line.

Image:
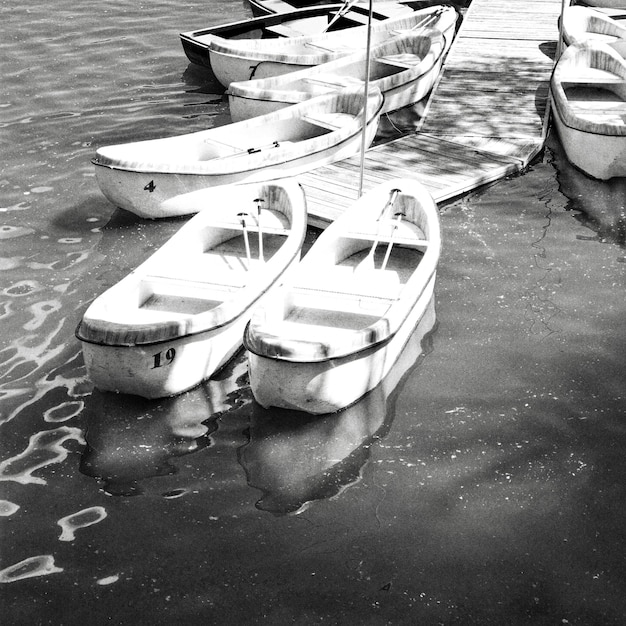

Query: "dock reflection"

xmin=80 ymin=360 xmax=249 ymax=496
xmin=239 ymin=297 xmax=437 ymax=516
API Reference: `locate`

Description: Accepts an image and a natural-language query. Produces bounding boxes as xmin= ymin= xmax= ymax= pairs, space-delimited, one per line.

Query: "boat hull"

xmin=551 ymin=92 xmax=626 ymax=180
xmin=81 ymin=317 xmax=247 ymax=399
xmin=247 ymin=272 xmax=435 ymax=414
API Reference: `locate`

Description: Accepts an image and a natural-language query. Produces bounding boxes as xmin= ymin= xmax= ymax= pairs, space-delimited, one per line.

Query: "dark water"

xmin=1 ymin=0 xmax=625 ymax=623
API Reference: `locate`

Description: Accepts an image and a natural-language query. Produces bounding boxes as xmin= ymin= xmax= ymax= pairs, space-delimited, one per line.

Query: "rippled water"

xmin=1 ymin=0 xmax=626 ymax=623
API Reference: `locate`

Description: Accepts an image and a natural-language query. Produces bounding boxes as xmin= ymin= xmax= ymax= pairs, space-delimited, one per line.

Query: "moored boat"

xmin=207 ymin=5 xmax=458 ymax=87
xmin=179 ymin=4 xmax=398 ymax=69
xmin=227 ymin=29 xmax=447 ymax=120
xmin=76 ymin=180 xmax=307 ymax=399
xmin=550 ymin=40 xmax=626 ymax=180
xmin=561 ymin=5 xmax=626 ymax=47
xmin=244 ymin=177 xmax=441 ymax=414
xmin=92 ymin=87 xmax=383 ymax=219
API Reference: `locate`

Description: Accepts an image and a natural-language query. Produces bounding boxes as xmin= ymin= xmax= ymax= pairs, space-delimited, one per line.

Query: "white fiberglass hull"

xmin=81 ymin=316 xmax=248 ymax=399
xmin=248 ymin=272 xmax=436 ymax=414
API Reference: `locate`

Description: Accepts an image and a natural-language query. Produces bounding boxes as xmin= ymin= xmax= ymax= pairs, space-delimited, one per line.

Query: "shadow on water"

xmin=546 ymin=130 xmax=626 ymax=247
xmin=79 ymin=358 xmax=250 ymax=496
xmin=238 ymin=296 xmax=438 ymax=516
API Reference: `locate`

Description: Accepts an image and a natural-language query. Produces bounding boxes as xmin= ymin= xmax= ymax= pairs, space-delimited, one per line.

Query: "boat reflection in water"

xmin=80 ymin=360 xmax=250 ymax=496
xmin=549 ymin=133 xmax=626 ymax=245
xmin=239 ymin=296 xmax=437 ymax=516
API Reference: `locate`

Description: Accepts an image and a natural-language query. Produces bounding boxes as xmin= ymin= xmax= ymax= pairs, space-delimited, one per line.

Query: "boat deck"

xmin=298 ymin=0 xmax=564 ymax=226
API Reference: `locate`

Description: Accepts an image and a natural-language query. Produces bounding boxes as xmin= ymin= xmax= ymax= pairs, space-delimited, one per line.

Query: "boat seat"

xmin=330 ymin=10 xmax=369 ymax=26
xmin=208 ymin=209 xmax=291 ymax=236
xmin=301 ymin=76 xmax=362 ymax=89
xmin=264 ymin=24 xmax=305 ymax=38
xmin=376 ymin=54 xmax=423 ymax=69
xmin=342 ymin=222 xmax=429 ymax=249
xmin=294 ymin=265 xmax=401 ymax=301
xmin=301 ymin=113 xmax=353 ymax=130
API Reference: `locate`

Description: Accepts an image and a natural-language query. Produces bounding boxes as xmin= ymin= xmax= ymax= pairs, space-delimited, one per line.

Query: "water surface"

xmin=1 ymin=1 xmax=625 ymax=624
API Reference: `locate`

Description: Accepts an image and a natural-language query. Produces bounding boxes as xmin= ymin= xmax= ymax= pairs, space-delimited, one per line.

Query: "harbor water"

xmin=1 ymin=0 xmax=625 ymax=623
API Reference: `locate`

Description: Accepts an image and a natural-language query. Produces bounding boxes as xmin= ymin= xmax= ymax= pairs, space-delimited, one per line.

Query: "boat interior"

xmin=139 ymin=214 xmax=291 ymax=318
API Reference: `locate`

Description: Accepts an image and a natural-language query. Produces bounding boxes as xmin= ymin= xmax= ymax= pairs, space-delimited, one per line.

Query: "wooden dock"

xmin=298 ymin=0 xmax=564 ymax=227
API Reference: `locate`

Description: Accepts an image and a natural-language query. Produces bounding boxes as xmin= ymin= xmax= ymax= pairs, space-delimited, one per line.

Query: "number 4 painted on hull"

xmin=152 ymin=348 xmax=176 ymax=369
xmin=144 ymin=180 xmax=156 ymax=193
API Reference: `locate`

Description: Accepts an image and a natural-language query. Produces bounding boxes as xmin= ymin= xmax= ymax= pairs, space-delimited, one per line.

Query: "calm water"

xmin=1 ymin=1 xmax=626 ymax=623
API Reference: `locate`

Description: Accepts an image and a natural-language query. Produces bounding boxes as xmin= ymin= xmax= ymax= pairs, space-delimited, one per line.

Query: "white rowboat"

xmin=93 ymin=87 xmax=383 ymax=219
xmin=207 ymin=5 xmax=458 ymax=87
xmin=76 ymin=180 xmax=307 ymax=399
xmin=227 ymin=29 xmax=446 ymax=120
xmin=244 ymin=177 xmax=441 ymax=414
xmin=179 ymin=4 xmax=399 ymax=70
xmin=561 ymin=5 xmax=626 ymax=47
xmin=550 ymin=41 xmax=626 ymax=180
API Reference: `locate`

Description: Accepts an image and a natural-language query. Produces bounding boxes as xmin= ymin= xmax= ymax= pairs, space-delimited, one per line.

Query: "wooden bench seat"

xmin=376 ymin=54 xmax=422 ymax=69
xmin=264 ymin=23 xmax=306 ymax=38
xmin=301 ymin=113 xmax=353 ymax=130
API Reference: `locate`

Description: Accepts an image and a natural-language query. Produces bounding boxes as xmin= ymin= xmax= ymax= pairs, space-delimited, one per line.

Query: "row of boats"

xmin=78 ymin=2 xmax=450 ymax=414
xmin=552 ymin=3 xmax=626 ymax=179
xmin=92 ymin=5 xmax=457 ymax=218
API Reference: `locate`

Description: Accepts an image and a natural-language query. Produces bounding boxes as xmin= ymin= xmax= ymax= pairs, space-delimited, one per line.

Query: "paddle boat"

xmin=561 ymin=5 xmax=626 ymax=47
xmin=244 ymin=177 xmax=441 ymax=414
xmin=76 ymin=180 xmax=307 ymax=399
xmin=550 ymin=40 xmax=626 ymax=180
xmin=92 ymin=87 xmax=383 ymax=219
xmin=227 ymin=29 xmax=446 ymax=120
xmin=207 ymin=5 xmax=458 ymax=87
xmin=180 ymin=4 xmax=398 ymax=69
